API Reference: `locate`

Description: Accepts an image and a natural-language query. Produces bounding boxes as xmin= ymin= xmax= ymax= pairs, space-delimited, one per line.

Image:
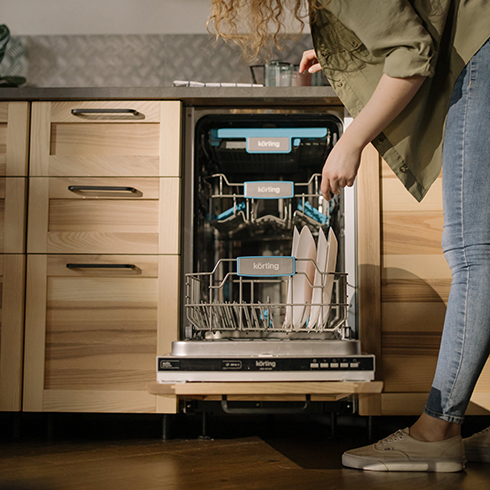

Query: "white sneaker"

xmin=464 ymin=426 xmax=490 ymax=462
xmin=342 ymin=428 xmax=465 ymax=472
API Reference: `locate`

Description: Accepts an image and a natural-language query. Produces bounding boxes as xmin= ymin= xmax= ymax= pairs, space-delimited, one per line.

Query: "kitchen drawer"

xmin=27 ymin=177 xmax=180 ymax=254
xmin=0 ymin=102 xmax=30 ymax=177
xmin=30 ymin=101 xmax=181 ymax=177
xmin=0 ymin=254 xmax=26 ymax=411
xmin=23 ymin=254 xmax=179 ymax=413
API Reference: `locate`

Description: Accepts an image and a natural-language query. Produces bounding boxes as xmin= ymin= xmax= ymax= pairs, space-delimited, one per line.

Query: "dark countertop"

xmin=0 ymin=86 xmax=341 ymax=106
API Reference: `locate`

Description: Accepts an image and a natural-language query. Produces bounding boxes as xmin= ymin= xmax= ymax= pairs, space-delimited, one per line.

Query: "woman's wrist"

xmin=339 ymin=123 xmax=371 ymax=153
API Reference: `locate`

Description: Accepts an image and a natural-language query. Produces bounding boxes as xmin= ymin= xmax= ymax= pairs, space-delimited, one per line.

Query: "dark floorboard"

xmin=1 ymin=413 xmax=490 ymax=490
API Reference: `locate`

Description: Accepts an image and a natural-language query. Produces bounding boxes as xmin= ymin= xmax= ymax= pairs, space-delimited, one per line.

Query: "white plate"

xmin=308 ymin=228 xmax=329 ymax=330
xmin=319 ymin=227 xmax=338 ymax=328
xmin=284 ymin=226 xmax=300 ymax=329
xmin=292 ymin=226 xmax=316 ymax=330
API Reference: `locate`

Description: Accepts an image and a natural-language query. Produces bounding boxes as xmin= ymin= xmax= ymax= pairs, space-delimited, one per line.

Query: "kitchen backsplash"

xmin=0 ymin=34 xmax=321 ymax=87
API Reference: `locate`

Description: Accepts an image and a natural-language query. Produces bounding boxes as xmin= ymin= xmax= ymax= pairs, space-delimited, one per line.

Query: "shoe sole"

xmin=465 ymin=452 xmax=490 ymax=463
xmin=342 ymin=454 xmax=465 ymax=472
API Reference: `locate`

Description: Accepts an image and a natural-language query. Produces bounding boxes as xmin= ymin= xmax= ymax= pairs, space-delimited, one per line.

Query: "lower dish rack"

xmin=185 ymin=257 xmax=348 ymax=338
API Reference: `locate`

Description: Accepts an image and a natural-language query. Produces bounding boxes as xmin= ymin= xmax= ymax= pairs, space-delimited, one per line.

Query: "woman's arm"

xmin=321 ymin=72 xmax=426 ymax=200
xmin=300 ymin=49 xmax=426 ymax=199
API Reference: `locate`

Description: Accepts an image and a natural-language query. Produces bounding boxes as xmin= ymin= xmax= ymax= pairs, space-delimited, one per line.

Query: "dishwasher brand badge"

xmin=244 ymin=181 xmax=294 ymax=199
xmin=158 ymin=359 xmax=181 ymax=370
xmin=237 ymin=256 xmax=295 ymax=277
xmin=247 ymin=136 xmax=290 ymax=153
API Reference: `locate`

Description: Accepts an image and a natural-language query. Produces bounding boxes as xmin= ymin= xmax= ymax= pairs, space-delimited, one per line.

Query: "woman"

xmin=209 ymin=0 xmax=490 ymax=472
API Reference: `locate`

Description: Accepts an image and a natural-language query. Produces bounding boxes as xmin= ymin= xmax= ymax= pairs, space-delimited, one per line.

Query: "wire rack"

xmin=185 ymin=258 xmax=348 ymax=335
xmin=205 ymin=173 xmax=335 ymax=233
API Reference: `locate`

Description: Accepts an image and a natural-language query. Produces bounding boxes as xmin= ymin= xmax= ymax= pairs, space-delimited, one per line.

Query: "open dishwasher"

xmin=157 ymin=108 xmax=375 ymax=383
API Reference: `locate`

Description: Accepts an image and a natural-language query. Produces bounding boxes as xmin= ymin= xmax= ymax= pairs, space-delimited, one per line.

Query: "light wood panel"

xmin=23 ymin=254 xmax=179 ymax=413
xmin=149 ymin=381 xmax=384 ymax=396
xmin=50 ymin=124 xmax=160 ymax=156
xmin=27 ymin=177 xmax=180 ymax=254
xmin=41 ymin=390 xmax=159 ymax=413
xmin=0 ymin=255 xmax=26 ymax=411
xmin=30 ymin=101 xmax=181 ymax=177
xmin=5 ymin=102 xmax=30 ymax=177
xmin=159 ymin=101 xmax=182 ymax=177
xmin=1 ymin=177 xmax=27 ymax=253
xmin=379 ymin=160 xmax=448 ymax=406
xmin=382 ymin=278 xmax=450 ymax=305
xmin=382 ymin=172 xmax=443 ymax=212
xmin=0 ymin=102 xmax=8 ymax=190
xmin=356 ymin=144 xmax=382 ymax=416
xmin=0 ymin=102 xmax=30 ymax=177
xmin=356 ymin=144 xmax=382 ymax=362
xmin=0 ymin=103 xmax=29 ymax=412
xmin=0 ymin=123 xmax=6 ymax=171
xmin=383 ymin=211 xmax=444 ymax=255
xmin=0 ymin=102 xmax=7 ymax=122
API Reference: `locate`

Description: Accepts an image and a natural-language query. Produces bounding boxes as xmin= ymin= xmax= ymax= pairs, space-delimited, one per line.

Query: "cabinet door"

xmin=0 ymin=102 xmax=29 ymax=412
xmin=0 ymin=255 xmax=26 ymax=411
xmin=27 ymin=177 xmax=180 ymax=254
xmin=0 ymin=178 xmax=27 ymax=254
xmin=0 ymin=102 xmax=30 ymax=177
xmin=23 ymin=254 xmax=179 ymax=413
xmin=30 ymin=101 xmax=181 ymax=177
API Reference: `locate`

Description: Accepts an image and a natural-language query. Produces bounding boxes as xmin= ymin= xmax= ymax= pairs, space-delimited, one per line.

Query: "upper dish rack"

xmin=185 ymin=257 xmax=348 ymax=338
xmin=205 ymin=173 xmax=336 ymax=234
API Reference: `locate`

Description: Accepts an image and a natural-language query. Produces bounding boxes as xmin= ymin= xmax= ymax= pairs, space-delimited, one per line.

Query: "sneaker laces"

xmin=469 ymin=426 xmax=490 ymax=439
xmin=375 ymin=430 xmax=405 ymax=449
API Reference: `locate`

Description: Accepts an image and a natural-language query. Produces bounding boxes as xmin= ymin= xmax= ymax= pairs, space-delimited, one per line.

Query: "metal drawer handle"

xmin=68 ymin=185 xmax=138 ymax=194
xmin=66 ymin=263 xmax=137 ymax=270
xmin=71 ymin=108 xmax=140 ymax=116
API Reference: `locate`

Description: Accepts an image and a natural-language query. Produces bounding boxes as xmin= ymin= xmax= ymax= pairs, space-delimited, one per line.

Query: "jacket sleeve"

xmin=321 ymin=0 xmax=444 ymax=77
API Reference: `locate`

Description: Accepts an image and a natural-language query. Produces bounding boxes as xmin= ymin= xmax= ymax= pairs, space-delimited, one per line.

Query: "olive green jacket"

xmin=311 ymin=0 xmax=490 ymax=201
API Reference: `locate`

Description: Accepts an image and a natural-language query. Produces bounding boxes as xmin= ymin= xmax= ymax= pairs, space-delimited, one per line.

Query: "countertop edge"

xmin=0 ymin=86 xmax=341 ymax=105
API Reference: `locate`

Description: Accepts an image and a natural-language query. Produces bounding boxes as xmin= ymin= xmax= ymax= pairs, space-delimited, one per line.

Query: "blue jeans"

xmin=425 ymin=37 xmax=490 ymax=424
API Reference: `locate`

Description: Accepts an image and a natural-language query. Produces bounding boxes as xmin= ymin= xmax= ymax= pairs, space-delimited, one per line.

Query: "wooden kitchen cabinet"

xmin=23 ymin=254 xmax=179 ymax=413
xmin=357 ymin=146 xmax=490 ymax=417
xmin=0 ymin=102 xmax=29 ymax=411
xmin=0 ymin=101 xmax=30 ymax=177
xmin=27 ymin=177 xmax=180 ymax=255
xmin=0 ymin=255 xmax=26 ymax=411
xmin=23 ymin=100 xmax=182 ymax=413
xmin=29 ymin=100 xmax=180 ymax=177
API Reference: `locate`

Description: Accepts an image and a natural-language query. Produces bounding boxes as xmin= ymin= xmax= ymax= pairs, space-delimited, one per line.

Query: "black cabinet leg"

xmin=367 ymin=416 xmax=373 ymax=441
xmin=330 ymin=412 xmax=337 ymax=438
xmin=162 ymin=414 xmax=171 ymax=441
xmin=199 ymin=412 xmax=211 ymax=440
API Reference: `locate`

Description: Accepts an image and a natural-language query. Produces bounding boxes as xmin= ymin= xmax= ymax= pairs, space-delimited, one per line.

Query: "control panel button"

xmin=320 ymin=363 xmax=329 ymax=368
xmin=340 ymin=362 xmax=349 ymax=368
xmin=310 ymin=363 xmax=319 ymax=369
xmin=330 ymin=363 xmax=339 ymax=368
xmin=350 ymin=362 xmax=360 ymax=368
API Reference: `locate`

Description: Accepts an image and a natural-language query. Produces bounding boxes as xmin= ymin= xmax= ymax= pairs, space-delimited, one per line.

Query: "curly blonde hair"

xmin=208 ymin=0 xmax=323 ymax=61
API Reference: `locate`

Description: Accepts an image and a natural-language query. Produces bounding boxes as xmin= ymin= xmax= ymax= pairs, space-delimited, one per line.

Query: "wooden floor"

xmin=1 ymin=413 xmax=490 ymax=490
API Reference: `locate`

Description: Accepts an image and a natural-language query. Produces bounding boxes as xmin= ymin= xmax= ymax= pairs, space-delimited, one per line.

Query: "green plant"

xmin=0 ymin=24 xmax=26 ymax=87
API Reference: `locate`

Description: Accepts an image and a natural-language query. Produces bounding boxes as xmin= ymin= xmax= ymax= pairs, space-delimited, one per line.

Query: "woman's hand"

xmin=321 ymin=137 xmax=362 ymax=201
xmin=299 ymin=49 xmax=322 ymax=74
